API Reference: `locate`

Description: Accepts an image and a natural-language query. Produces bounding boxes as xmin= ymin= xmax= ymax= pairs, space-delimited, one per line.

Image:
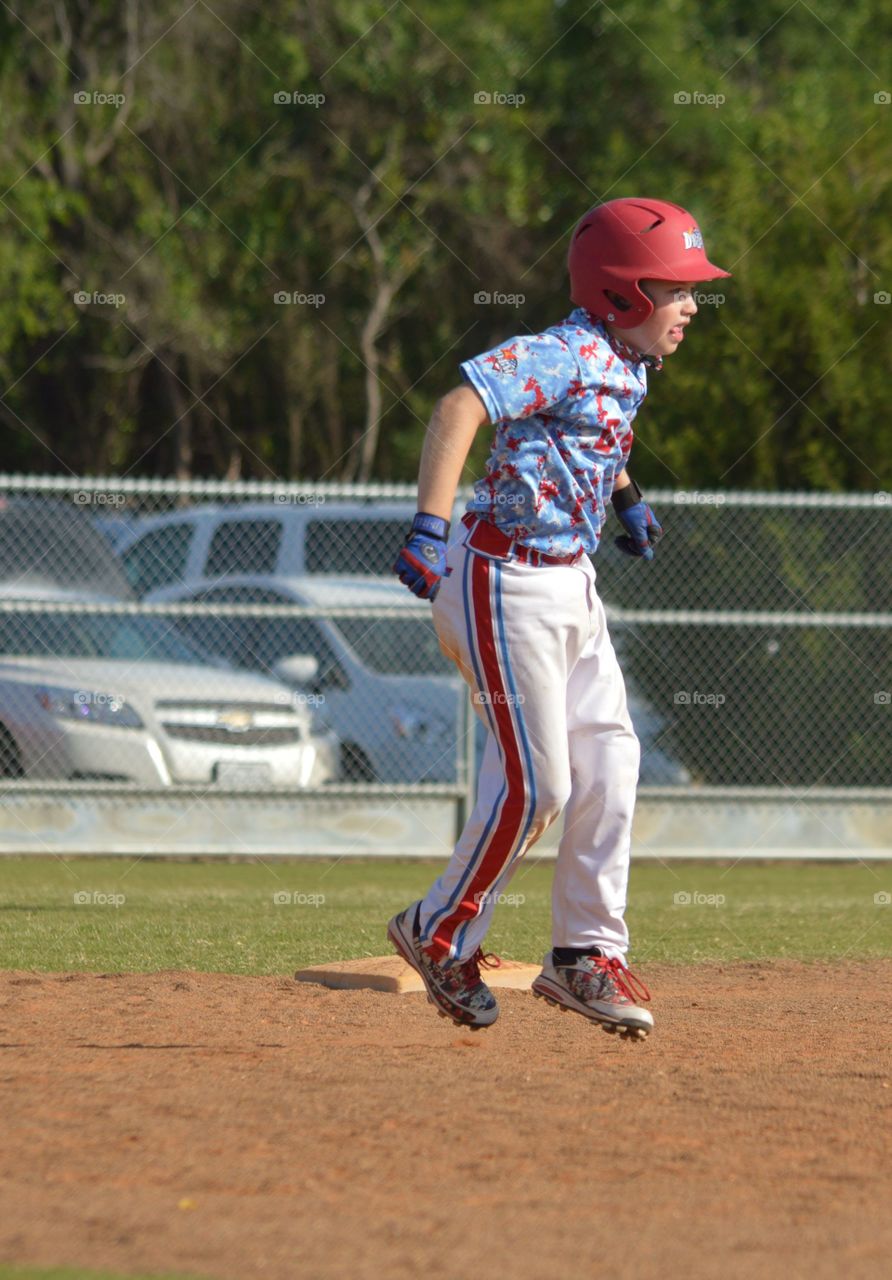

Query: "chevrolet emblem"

xmin=218 ymin=709 xmax=252 ymax=731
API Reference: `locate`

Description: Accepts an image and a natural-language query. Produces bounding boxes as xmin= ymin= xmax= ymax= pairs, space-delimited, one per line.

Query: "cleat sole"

xmin=531 ymin=979 xmax=653 ymax=1038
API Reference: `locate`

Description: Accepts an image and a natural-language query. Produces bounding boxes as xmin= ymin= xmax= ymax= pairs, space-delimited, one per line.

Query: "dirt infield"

xmin=2 ymin=962 xmax=891 ymax=1280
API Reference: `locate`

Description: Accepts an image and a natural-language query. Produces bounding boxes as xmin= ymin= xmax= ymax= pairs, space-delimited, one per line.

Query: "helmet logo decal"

xmin=683 ymin=227 xmax=704 ymax=250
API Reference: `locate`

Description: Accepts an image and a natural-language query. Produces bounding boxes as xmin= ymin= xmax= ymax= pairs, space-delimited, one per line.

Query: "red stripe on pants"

xmin=428 ymin=554 xmax=529 ymax=958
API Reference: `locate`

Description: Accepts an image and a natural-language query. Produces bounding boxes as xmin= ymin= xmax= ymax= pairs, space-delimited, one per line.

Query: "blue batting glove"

xmin=393 ymin=512 xmax=450 ymax=600
xmin=612 ymin=479 xmax=663 ymax=561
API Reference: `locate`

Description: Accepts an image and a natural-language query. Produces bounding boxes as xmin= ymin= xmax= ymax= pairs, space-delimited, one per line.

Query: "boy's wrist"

xmin=611 ymin=476 xmax=643 ymax=513
xmin=412 ymin=511 xmax=450 ymax=541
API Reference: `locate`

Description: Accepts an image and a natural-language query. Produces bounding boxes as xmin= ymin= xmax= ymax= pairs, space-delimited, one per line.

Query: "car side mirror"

xmin=272 ymin=653 xmax=320 ymax=685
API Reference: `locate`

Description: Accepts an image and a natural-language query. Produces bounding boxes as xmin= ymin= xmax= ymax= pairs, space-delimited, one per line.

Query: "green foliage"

xmin=0 ymin=0 xmax=889 ymax=485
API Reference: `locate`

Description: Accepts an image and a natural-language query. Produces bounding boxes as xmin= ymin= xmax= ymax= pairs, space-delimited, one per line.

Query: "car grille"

xmin=155 ymin=700 xmax=303 ymax=747
xmin=164 ymin=726 xmax=300 ymax=746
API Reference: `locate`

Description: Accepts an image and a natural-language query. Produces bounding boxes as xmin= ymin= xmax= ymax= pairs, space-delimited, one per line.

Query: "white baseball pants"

xmin=418 ymin=526 xmax=640 ymax=963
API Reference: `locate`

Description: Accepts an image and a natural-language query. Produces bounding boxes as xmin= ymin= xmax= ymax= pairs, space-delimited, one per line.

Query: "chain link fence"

xmin=0 ymin=474 xmax=889 ymax=853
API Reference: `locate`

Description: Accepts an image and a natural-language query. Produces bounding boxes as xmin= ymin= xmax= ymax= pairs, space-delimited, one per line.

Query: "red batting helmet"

xmin=568 ymin=197 xmax=731 ymax=328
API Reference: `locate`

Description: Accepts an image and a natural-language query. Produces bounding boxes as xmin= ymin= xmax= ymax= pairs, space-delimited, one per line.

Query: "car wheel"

xmin=0 ymin=724 xmax=24 ymax=778
xmin=340 ymin=742 xmax=375 ymax=782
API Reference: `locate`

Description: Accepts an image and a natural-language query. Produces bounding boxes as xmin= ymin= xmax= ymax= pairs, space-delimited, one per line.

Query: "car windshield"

xmin=336 ymin=616 xmax=452 ymax=675
xmin=0 ymin=502 xmax=132 ymax=598
xmin=0 ymin=611 xmax=210 ymax=664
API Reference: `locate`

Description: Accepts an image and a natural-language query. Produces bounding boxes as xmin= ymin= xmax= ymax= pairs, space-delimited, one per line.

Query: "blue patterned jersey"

xmin=459 ymin=308 xmax=662 ymax=556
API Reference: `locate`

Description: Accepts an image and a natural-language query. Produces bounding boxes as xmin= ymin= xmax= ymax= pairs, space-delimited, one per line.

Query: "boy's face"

xmin=606 ymin=279 xmax=699 ymax=358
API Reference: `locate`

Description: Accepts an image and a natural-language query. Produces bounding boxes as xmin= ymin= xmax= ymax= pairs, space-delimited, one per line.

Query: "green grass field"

xmin=0 ymin=856 xmax=890 ymax=973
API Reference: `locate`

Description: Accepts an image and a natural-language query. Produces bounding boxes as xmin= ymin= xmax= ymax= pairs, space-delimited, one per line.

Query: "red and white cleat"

xmin=387 ymin=901 xmax=501 ymax=1029
xmin=532 ymin=950 xmax=653 ymax=1039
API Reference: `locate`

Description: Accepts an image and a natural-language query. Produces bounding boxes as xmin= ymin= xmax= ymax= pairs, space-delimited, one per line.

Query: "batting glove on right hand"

xmin=393 ymin=512 xmax=450 ymax=600
xmin=612 ymin=478 xmax=663 ymax=562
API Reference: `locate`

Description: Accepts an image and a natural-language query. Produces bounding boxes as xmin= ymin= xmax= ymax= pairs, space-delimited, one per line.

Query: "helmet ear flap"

xmin=603 ymin=285 xmax=653 ymax=329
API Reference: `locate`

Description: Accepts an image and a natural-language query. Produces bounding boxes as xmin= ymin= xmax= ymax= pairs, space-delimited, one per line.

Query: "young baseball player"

xmin=389 ymin=198 xmax=730 ymax=1038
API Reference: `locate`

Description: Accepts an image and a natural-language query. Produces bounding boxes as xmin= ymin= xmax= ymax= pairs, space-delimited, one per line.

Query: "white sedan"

xmin=0 ymin=601 xmax=337 ymax=787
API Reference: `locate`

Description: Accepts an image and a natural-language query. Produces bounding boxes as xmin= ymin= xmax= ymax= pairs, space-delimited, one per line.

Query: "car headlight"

xmin=35 ymin=685 xmax=144 ymax=729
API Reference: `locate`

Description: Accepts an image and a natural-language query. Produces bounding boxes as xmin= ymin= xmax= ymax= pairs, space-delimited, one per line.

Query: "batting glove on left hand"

xmin=393 ymin=512 xmax=450 ymax=600
xmin=612 ymin=478 xmax=663 ymax=561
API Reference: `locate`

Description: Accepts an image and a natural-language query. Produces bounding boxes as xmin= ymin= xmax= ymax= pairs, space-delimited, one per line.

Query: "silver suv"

xmin=116 ymin=501 xmax=422 ymax=597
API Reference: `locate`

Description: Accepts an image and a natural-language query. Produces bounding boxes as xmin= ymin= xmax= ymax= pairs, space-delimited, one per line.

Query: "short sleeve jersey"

xmin=459 ymin=307 xmax=662 ymax=557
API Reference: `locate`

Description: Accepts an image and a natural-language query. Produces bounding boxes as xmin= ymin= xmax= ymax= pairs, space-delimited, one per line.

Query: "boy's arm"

xmin=417 ymin=384 xmax=490 ymax=519
xmin=393 ymin=384 xmax=490 ymax=600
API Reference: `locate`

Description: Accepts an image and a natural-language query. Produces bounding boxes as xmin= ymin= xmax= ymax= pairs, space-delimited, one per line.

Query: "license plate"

xmin=213 ymin=761 xmax=273 ymax=787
